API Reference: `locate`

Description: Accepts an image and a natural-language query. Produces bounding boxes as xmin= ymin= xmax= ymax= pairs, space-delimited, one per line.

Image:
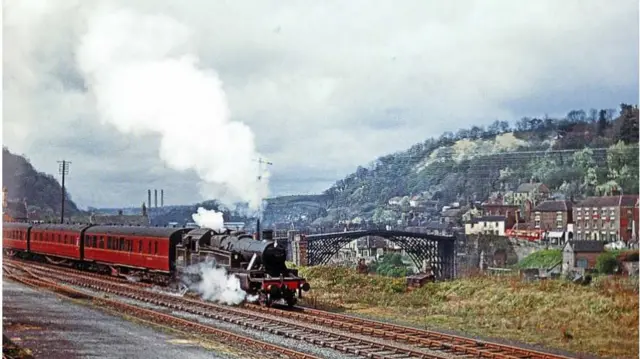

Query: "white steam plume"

xmin=182 ymin=261 xmax=258 ymax=306
xmin=192 ymin=207 xmax=224 ymax=231
xmin=76 ymin=6 xmax=269 ymax=210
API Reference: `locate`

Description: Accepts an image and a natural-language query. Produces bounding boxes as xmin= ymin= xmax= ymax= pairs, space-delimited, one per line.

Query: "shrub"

xmin=596 ymin=251 xmax=619 ymax=274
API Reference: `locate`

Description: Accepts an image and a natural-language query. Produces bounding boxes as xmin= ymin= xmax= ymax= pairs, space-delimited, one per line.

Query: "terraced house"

xmin=573 ymin=195 xmax=639 ymax=243
xmin=532 ymin=200 xmax=573 ymax=243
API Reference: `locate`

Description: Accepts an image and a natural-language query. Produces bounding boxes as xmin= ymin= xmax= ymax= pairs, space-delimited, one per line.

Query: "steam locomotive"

xmin=2 ymin=221 xmax=310 ymax=307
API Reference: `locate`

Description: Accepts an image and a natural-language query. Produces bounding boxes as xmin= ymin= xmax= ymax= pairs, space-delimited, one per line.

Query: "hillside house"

xmin=532 ymin=200 xmax=573 ymax=244
xmin=464 ymin=215 xmax=516 ymax=236
xmin=513 ymin=182 xmax=550 ymax=206
xmin=388 ymin=197 xmax=403 ymax=206
xmin=90 ymin=206 xmax=150 ymax=226
xmin=562 ymin=240 xmax=605 ymax=274
xmin=440 ymin=208 xmax=463 ymax=226
xmin=573 ymin=195 xmax=639 ymax=243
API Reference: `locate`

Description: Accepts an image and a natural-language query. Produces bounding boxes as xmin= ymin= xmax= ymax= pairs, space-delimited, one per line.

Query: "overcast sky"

xmin=3 ymin=0 xmax=638 ymax=209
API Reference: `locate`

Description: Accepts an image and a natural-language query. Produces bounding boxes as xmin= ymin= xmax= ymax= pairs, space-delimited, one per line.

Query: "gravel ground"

xmin=62 ymin=283 xmax=364 ymax=359
xmin=2 ymin=280 xmax=243 ymax=359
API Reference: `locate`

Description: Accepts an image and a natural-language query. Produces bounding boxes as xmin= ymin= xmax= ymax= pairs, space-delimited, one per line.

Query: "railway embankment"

xmin=298 ymin=266 xmax=639 ymax=359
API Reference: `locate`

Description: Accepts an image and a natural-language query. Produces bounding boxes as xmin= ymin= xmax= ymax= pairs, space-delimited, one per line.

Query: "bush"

xmin=596 ymin=252 xmax=619 ymax=274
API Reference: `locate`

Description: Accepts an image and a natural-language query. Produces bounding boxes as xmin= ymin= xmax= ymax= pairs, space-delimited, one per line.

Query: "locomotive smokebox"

xmin=262 ymin=229 xmax=274 ymax=241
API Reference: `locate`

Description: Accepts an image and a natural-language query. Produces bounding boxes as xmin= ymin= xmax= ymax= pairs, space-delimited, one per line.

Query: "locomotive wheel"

xmin=286 ymin=297 xmax=297 ymax=308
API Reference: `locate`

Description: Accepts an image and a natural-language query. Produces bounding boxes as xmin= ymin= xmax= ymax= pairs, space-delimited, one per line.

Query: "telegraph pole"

xmin=58 ymin=160 xmax=71 ymax=224
xmin=255 ymin=158 xmax=273 ymax=182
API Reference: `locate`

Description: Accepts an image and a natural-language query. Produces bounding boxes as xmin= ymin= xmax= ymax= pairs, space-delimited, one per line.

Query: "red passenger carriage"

xmin=28 ymin=224 xmax=87 ymax=260
xmin=3 ymin=222 xmax=31 ymax=252
xmin=83 ymin=226 xmax=188 ymax=278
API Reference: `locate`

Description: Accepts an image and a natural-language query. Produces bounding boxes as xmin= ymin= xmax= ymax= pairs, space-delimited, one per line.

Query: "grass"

xmin=515 ymin=249 xmax=562 ymax=269
xmin=298 ymin=266 xmax=639 ymax=359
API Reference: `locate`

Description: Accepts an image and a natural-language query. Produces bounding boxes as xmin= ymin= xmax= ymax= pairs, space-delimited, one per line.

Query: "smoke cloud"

xmin=192 ymin=207 xmax=225 ymax=231
xmin=75 ymin=6 xmax=269 ymax=210
xmin=181 ymin=261 xmax=258 ymax=306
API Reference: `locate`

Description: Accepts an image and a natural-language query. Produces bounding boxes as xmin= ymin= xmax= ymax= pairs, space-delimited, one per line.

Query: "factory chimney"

xmin=161 ymin=189 xmax=164 ymax=207
xmin=154 ymin=189 xmax=158 ymax=208
xmin=147 ymin=190 xmax=151 ymax=211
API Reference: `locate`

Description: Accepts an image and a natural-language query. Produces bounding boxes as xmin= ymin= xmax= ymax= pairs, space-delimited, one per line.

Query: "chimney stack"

xmin=161 ymin=189 xmax=164 ymax=207
xmin=154 ymin=189 xmax=158 ymax=208
xmin=147 ymin=190 xmax=151 ymax=211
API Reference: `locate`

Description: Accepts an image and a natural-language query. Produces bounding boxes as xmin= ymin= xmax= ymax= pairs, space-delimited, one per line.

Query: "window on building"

xmin=556 ymin=220 xmax=563 ymax=229
xmin=576 ymin=258 xmax=588 ymax=268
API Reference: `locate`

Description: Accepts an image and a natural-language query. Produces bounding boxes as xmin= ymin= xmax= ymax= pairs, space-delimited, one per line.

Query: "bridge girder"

xmin=304 ymin=230 xmax=456 ymax=280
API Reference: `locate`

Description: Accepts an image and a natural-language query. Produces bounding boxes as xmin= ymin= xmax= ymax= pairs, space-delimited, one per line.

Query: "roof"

xmin=469 ymin=215 xmax=506 ymax=224
xmin=85 ymin=226 xmax=191 ymax=238
xmin=516 ymin=183 xmax=549 ymax=193
xmin=31 ymin=224 xmax=91 ymax=232
xmin=3 ymin=222 xmax=32 ymax=230
xmin=424 ymin=221 xmax=450 ymax=230
xmin=565 ymin=240 xmax=606 ymax=253
xmin=441 ymin=209 xmax=462 ymax=217
xmin=534 ymin=200 xmax=573 ymax=212
xmin=576 ymin=195 xmax=639 ymax=208
xmin=90 ymin=214 xmax=150 ymax=226
xmin=5 ymin=201 xmax=27 ymax=219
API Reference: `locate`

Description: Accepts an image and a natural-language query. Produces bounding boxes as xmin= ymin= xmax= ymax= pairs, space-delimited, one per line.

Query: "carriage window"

xmin=85 ymin=236 xmax=90 ymax=247
xmin=155 ymin=241 xmax=158 ymax=254
xmin=119 ymin=238 xmax=125 ymax=251
xmin=139 ymin=240 xmax=143 ymax=253
xmin=99 ymin=237 xmax=104 ymax=249
xmin=148 ymin=241 xmax=152 ymax=254
xmin=93 ymin=236 xmax=97 ymax=248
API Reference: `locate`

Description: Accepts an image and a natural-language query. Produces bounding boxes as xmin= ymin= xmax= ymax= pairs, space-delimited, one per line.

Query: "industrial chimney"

xmin=161 ymin=189 xmax=164 ymax=207
xmin=147 ymin=190 xmax=151 ymax=211
xmin=154 ymin=189 xmax=158 ymax=208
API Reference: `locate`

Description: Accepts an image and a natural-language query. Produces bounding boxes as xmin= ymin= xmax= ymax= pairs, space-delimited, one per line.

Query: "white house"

xmin=464 ymin=216 xmax=508 ymax=236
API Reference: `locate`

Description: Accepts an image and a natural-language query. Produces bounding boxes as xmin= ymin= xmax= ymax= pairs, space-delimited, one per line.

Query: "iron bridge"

xmin=304 ymin=230 xmax=456 ymax=280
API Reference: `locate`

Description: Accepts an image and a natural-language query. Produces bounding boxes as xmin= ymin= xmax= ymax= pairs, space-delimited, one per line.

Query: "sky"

xmin=3 ymin=0 xmax=639 ymax=209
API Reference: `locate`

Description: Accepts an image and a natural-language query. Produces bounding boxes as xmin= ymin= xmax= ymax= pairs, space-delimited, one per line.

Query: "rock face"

xmin=3 ymin=148 xmax=79 ymax=218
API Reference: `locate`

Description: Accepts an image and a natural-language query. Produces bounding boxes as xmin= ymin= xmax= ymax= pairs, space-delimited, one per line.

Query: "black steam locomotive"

xmin=175 ymin=224 xmax=310 ymax=307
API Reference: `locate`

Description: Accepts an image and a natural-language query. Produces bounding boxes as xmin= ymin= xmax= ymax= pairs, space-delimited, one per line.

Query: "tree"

xmin=566 ymin=110 xmax=587 ymax=123
xmin=596 ymin=252 xmax=618 ymax=274
xmin=487 ymin=120 xmax=501 ymax=135
xmin=606 ymin=141 xmax=639 ymax=194
xmin=597 ymin=109 xmax=608 ymax=136
xmin=617 ymin=104 xmax=639 ymax=144
xmin=498 ymin=120 xmax=511 ymax=133
xmin=515 ymin=117 xmax=530 ymax=131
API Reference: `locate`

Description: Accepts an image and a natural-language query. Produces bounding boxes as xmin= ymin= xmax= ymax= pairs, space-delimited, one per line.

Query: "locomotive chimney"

xmin=154 ymin=189 xmax=158 ymax=208
xmin=148 ymin=190 xmax=151 ymax=211
xmin=255 ymin=219 xmax=261 ymax=241
xmin=161 ymin=189 xmax=164 ymax=207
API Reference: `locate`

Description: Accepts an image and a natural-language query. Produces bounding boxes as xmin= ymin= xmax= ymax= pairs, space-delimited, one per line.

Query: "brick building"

xmin=532 ymin=200 xmax=573 ymax=239
xmin=573 ymin=195 xmax=639 ymax=243
xmin=562 ymin=240 xmax=605 ymax=274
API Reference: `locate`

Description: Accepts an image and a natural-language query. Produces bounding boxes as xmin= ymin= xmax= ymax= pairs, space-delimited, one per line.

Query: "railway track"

xmin=4 ymin=258 xmax=576 ymax=359
xmin=247 ymin=305 xmax=574 ymax=359
xmin=2 ymin=262 xmax=319 ymax=359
